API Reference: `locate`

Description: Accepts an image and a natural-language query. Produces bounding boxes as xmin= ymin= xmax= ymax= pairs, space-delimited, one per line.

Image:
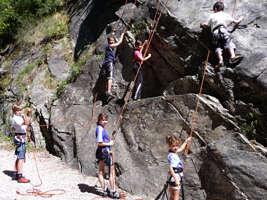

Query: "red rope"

xmin=16 ymin=116 xmax=66 ymax=198
xmin=184 ymin=50 xmax=210 ymax=156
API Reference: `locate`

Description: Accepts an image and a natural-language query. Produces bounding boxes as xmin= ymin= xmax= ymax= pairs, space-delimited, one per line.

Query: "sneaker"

xmin=229 ymin=56 xmax=243 ymax=65
xmin=109 ymin=191 xmax=120 ymax=199
xmin=18 ymin=177 xmax=30 ymax=183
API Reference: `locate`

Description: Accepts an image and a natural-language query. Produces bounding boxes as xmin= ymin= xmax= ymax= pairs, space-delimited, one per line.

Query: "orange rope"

xmin=16 ymin=93 xmax=98 ymax=197
xmin=25 ymin=93 xmax=98 ymax=129
xmin=184 ymin=50 xmax=210 ymax=156
xmin=113 ymin=0 xmax=165 ymax=137
xmin=109 ymin=0 xmax=166 ymax=192
xmin=184 ymin=0 xmax=239 ymax=157
xmin=232 ymin=0 xmax=238 ymax=17
xmin=16 ymin=115 xmax=66 ymax=198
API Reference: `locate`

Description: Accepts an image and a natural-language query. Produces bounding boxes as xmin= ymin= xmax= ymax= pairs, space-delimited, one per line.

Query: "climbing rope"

xmin=184 ymin=50 xmax=210 ymax=156
xmin=232 ymin=0 xmax=238 ymax=17
xmin=112 ymin=0 xmax=166 ymax=139
xmin=109 ymin=0 xmax=167 ymax=192
xmin=184 ymin=0 xmax=239 ymax=157
xmin=16 ymin=113 xmax=66 ymax=198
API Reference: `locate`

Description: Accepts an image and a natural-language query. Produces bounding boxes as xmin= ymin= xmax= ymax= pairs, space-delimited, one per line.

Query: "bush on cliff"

xmin=0 ymin=0 xmax=64 ymax=48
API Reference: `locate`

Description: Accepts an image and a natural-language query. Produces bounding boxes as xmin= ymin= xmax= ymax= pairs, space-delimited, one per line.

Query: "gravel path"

xmin=0 ymin=149 xmax=141 ymax=200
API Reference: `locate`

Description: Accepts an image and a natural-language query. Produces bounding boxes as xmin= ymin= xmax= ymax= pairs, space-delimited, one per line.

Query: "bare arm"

xmin=143 ymin=53 xmax=151 ymax=61
xmin=110 ymin=33 xmax=125 ymax=48
xmin=97 ymin=140 xmax=114 ymax=147
xmin=177 ymin=137 xmax=191 ymax=152
xmin=200 ymin=22 xmax=208 ymax=28
xmin=233 ymin=16 xmax=244 ymax=24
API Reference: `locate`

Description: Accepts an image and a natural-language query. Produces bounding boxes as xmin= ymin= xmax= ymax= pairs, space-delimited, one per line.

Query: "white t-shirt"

xmin=168 ymin=152 xmax=184 ymax=177
xmin=11 ymin=115 xmax=27 ymax=134
xmin=206 ymin=11 xmax=234 ymax=30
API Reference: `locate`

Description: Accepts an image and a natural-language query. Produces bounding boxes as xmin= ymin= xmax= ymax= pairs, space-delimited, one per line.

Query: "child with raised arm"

xmin=95 ymin=113 xmax=120 ymax=199
xmin=200 ymin=1 xmax=244 ymax=68
xmin=166 ymin=135 xmax=191 ymax=200
xmin=10 ymin=105 xmax=30 ymax=183
xmin=102 ymin=33 xmax=124 ymax=99
xmin=132 ymin=40 xmax=151 ymax=101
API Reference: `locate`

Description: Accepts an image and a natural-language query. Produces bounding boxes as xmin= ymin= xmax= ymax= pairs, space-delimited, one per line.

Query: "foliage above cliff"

xmin=0 ymin=0 xmax=64 ymax=48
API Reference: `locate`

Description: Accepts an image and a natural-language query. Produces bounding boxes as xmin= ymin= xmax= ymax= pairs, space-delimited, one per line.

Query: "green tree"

xmin=0 ymin=0 xmax=64 ymax=48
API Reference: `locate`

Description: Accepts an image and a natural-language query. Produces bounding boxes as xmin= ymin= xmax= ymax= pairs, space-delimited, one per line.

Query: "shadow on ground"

xmin=3 ymin=170 xmax=15 ymax=178
xmin=78 ymin=183 xmax=104 ymax=196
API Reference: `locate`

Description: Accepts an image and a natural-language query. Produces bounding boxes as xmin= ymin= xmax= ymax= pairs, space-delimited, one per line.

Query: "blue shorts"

xmin=101 ymin=62 xmax=114 ymax=80
xmin=14 ymin=135 xmax=26 ymax=159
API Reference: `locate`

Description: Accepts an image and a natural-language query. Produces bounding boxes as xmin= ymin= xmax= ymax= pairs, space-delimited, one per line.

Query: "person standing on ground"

xmin=166 ymin=135 xmax=191 ymax=200
xmin=10 ymin=105 xmax=30 ymax=183
xmin=200 ymin=1 xmax=244 ymax=68
xmin=95 ymin=113 xmax=120 ymax=199
xmin=102 ymin=33 xmax=125 ymax=100
xmin=132 ymin=40 xmax=151 ymax=101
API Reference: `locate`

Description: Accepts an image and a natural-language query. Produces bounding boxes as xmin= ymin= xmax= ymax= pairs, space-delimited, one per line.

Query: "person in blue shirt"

xmin=102 ymin=33 xmax=124 ymax=99
xmin=166 ymin=135 xmax=191 ymax=200
xmin=95 ymin=113 xmax=120 ymax=199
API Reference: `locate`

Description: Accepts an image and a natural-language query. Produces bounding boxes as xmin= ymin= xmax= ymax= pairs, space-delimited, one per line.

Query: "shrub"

xmin=0 ymin=0 xmax=64 ymax=48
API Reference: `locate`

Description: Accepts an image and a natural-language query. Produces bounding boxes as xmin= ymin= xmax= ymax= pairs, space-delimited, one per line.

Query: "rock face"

xmin=1 ymin=0 xmax=267 ymax=199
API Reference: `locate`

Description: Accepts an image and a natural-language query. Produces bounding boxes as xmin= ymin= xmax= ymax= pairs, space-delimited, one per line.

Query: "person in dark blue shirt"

xmin=102 ymin=33 xmax=124 ymax=99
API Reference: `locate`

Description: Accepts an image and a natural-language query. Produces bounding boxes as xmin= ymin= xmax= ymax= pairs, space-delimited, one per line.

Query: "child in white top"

xmin=166 ymin=135 xmax=191 ymax=200
xmin=10 ymin=105 xmax=30 ymax=183
xmin=200 ymin=1 xmax=244 ymax=68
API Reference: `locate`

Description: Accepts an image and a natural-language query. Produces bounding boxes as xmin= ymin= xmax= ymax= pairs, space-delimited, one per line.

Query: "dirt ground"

xmin=0 ymin=148 xmax=142 ymax=200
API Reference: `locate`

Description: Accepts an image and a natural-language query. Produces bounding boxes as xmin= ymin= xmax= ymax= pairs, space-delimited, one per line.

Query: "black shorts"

xmin=96 ymin=147 xmax=112 ymax=166
xmin=101 ymin=62 xmax=114 ymax=80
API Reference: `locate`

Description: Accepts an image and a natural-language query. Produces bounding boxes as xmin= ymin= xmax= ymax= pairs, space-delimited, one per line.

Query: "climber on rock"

xmin=101 ymin=33 xmax=124 ymax=101
xmin=132 ymin=40 xmax=151 ymax=101
xmin=200 ymin=1 xmax=244 ymax=68
xmin=166 ymin=135 xmax=191 ymax=200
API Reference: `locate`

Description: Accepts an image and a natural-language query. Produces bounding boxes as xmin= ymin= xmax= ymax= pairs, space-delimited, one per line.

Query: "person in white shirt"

xmin=200 ymin=1 xmax=244 ymax=68
xmin=10 ymin=104 xmax=30 ymax=183
xmin=166 ymin=135 xmax=191 ymax=200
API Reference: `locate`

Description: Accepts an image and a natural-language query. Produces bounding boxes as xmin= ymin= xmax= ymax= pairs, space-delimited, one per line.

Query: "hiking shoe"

xmin=229 ymin=56 xmax=243 ymax=65
xmin=108 ymin=191 xmax=120 ymax=199
xmin=18 ymin=177 xmax=30 ymax=183
xmin=215 ymin=62 xmax=224 ymax=68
